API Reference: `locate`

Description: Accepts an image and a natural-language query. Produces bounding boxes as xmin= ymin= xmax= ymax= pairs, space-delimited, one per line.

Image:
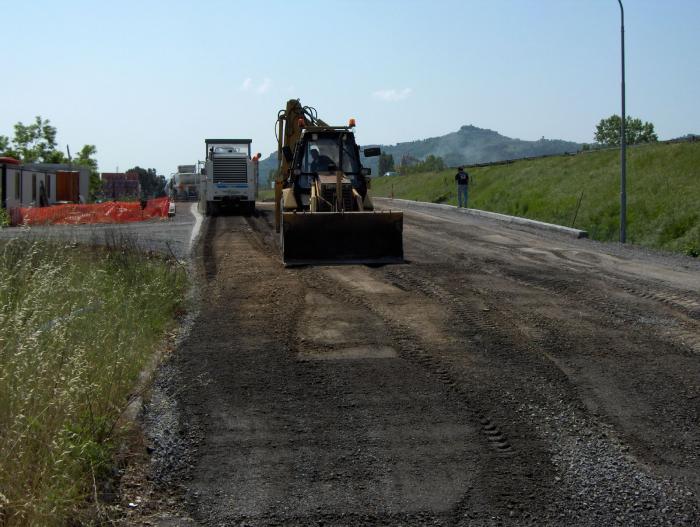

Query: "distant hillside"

xmin=366 ymin=125 xmax=581 ymax=173
xmin=371 ymin=140 xmax=700 ymax=256
xmin=258 ymin=125 xmax=581 ymax=179
xmin=258 ymin=152 xmax=278 ymax=186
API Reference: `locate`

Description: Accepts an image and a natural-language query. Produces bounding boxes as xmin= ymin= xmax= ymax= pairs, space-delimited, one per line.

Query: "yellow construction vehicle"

xmin=274 ymin=99 xmax=403 ymax=265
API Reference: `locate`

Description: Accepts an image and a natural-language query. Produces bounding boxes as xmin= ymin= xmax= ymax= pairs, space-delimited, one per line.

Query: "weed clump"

xmin=0 ymin=239 xmax=186 ymax=525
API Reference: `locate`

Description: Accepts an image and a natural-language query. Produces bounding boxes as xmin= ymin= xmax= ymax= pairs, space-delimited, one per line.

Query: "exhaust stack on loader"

xmin=275 ymin=99 xmax=403 ymax=265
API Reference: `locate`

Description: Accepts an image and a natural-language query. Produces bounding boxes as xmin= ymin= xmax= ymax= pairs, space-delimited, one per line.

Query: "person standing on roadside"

xmin=455 ymin=166 xmax=470 ymax=208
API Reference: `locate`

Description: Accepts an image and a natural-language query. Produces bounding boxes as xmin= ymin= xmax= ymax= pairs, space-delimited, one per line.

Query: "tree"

xmin=594 ymin=115 xmax=658 ymax=146
xmin=2 ymin=116 xmax=101 ymax=201
xmin=399 ymin=154 xmax=446 ymax=175
xmin=0 ymin=116 xmax=93 ymax=164
xmin=397 ymin=154 xmax=419 ymax=174
xmin=11 ymin=116 xmax=67 ymax=163
xmin=267 ymin=168 xmax=280 ymax=188
xmin=0 ymin=135 xmax=11 ymax=156
xmin=377 ymin=153 xmax=395 ymax=175
xmin=127 ymin=167 xmax=166 ymax=198
xmin=74 ymin=145 xmax=101 ymax=200
xmin=420 ymin=154 xmax=445 ymax=172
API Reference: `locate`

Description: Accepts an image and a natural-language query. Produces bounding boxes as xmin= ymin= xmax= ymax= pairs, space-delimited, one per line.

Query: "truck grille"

xmin=213 ymin=157 xmax=247 ymax=183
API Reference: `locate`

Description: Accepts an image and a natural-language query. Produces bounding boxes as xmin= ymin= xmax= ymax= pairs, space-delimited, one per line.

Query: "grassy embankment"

xmin=258 ymin=188 xmax=275 ymax=202
xmin=0 ymin=239 xmax=187 ymax=525
xmin=371 ymin=141 xmax=700 ymax=256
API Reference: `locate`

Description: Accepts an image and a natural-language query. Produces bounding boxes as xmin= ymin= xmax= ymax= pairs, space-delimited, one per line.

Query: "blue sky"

xmin=2 ymin=0 xmax=698 ymax=175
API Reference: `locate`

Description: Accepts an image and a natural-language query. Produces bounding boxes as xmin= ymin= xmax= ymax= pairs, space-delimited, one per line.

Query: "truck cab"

xmin=199 ymin=139 xmax=257 ymax=216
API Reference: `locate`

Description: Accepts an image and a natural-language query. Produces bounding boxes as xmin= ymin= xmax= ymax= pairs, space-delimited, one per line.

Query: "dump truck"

xmin=171 ymin=164 xmax=200 ymax=201
xmin=274 ymin=99 xmax=403 ymax=265
xmin=199 ymin=139 xmax=260 ymax=216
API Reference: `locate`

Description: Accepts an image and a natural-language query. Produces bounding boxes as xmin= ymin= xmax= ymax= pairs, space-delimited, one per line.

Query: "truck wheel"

xmin=206 ymin=201 xmax=217 ymax=216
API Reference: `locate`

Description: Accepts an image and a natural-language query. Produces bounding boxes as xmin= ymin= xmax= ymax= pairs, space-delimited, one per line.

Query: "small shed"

xmin=0 ymin=159 xmax=90 ymax=209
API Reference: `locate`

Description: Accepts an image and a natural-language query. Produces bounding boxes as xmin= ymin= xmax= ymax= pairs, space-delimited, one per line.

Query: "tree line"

xmin=1 ymin=116 xmax=101 ymax=198
xmin=1 ymin=116 xmax=166 ymax=200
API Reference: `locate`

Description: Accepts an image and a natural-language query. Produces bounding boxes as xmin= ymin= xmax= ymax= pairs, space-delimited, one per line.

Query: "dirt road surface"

xmin=141 ymin=202 xmax=700 ymax=526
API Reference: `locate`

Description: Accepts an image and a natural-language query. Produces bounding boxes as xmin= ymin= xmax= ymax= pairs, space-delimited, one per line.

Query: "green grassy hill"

xmin=370 ymin=141 xmax=700 ymax=256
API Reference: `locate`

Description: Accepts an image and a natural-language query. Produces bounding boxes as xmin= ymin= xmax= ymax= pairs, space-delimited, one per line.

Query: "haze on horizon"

xmin=2 ymin=0 xmax=698 ymax=175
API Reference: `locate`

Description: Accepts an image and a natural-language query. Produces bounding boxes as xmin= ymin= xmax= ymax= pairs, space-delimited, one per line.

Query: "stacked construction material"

xmin=101 ymin=172 xmax=141 ymax=200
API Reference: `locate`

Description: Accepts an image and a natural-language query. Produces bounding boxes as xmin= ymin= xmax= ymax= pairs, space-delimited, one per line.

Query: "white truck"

xmin=199 ymin=139 xmax=259 ymax=216
xmin=171 ymin=164 xmax=200 ymax=201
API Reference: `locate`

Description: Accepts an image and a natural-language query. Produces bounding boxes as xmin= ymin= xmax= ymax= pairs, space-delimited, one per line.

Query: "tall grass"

xmin=371 ymin=141 xmax=700 ymax=255
xmin=0 ymin=239 xmax=186 ymax=525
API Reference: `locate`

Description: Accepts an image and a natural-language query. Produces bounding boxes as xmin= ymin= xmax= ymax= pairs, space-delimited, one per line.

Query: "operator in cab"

xmin=309 ymin=147 xmax=334 ymax=172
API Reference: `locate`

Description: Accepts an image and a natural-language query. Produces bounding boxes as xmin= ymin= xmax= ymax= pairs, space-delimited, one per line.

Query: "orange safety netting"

xmin=10 ymin=198 xmax=171 ymax=226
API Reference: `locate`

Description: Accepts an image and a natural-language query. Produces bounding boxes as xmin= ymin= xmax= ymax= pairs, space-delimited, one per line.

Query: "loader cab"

xmin=295 ymin=131 xmax=361 ymax=174
xmin=292 ymin=129 xmax=364 ymax=192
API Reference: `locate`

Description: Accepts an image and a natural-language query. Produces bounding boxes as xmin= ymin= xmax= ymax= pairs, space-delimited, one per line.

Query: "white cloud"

xmin=372 ymin=88 xmax=412 ymax=102
xmin=257 ymin=78 xmax=271 ymax=94
xmin=240 ymin=77 xmax=252 ymax=91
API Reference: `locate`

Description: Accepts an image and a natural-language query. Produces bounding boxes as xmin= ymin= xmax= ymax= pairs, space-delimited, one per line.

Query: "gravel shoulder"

xmin=0 ymin=202 xmax=201 ymax=258
xmin=138 ymin=203 xmax=700 ymax=525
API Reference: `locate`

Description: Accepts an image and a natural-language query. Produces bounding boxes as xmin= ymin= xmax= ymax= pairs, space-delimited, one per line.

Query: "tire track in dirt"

xmin=142 ymin=207 xmax=699 ymax=526
xmin=395 ymin=212 xmax=700 ymax=522
xmin=306 ymin=265 xmax=559 ymax=523
xmin=170 ymin=214 xmax=518 ymax=525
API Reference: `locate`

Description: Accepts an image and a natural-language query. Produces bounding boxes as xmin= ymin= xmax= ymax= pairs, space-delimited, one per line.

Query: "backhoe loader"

xmin=274 ymin=99 xmax=403 ymax=265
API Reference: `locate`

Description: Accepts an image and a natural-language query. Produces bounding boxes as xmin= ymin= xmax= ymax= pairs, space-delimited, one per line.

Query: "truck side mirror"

xmin=363 ymin=147 xmax=381 ymax=157
xmin=282 ymin=146 xmax=293 ymax=162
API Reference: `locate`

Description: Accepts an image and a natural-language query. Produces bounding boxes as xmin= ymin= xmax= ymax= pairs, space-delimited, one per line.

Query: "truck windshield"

xmin=299 ymin=134 xmax=361 ymax=174
xmin=214 ymin=146 xmax=246 ymax=154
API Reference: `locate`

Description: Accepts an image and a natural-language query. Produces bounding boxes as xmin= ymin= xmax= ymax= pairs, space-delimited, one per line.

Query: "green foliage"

xmin=595 ymin=115 xmax=658 ymax=146
xmin=0 ymin=207 xmax=9 ymax=228
xmin=400 ymin=154 xmax=446 ymax=175
xmin=8 ymin=116 xmax=65 ymax=163
xmin=73 ymin=144 xmax=101 ymax=200
xmin=377 ymin=153 xmax=395 ymax=175
xmin=126 ymin=166 xmax=166 ymax=198
xmin=268 ymin=167 xmax=280 ymax=186
xmin=0 ymin=135 xmax=12 ymax=156
xmin=74 ymin=144 xmax=98 ymax=170
xmin=1 ymin=117 xmax=101 ymax=195
xmin=371 ymin=141 xmax=700 ymax=256
xmin=0 ymin=239 xmax=187 ymax=525
xmin=683 ymin=244 xmax=699 ymax=258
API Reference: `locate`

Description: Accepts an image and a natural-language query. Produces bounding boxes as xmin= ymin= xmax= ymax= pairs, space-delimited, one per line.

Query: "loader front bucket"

xmin=281 ymin=211 xmax=403 ymax=266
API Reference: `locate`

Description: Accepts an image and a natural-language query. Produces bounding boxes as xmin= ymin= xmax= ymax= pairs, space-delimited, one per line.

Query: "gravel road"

xmin=136 ymin=202 xmax=700 ymax=526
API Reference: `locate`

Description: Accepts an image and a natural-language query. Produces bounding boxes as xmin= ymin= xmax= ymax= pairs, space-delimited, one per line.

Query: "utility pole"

xmin=618 ymin=0 xmax=627 ymax=243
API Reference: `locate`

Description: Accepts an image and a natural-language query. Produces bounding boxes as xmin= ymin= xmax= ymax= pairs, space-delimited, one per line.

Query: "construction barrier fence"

xmin=9 ymin=198 xmax=171 ymax=226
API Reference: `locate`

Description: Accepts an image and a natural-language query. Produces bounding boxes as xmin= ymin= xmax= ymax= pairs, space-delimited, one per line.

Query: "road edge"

xmin=375 ymin=197 xmax=589 ymax=239
xmin=188 ymin=202 xmax=205 ymax=254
